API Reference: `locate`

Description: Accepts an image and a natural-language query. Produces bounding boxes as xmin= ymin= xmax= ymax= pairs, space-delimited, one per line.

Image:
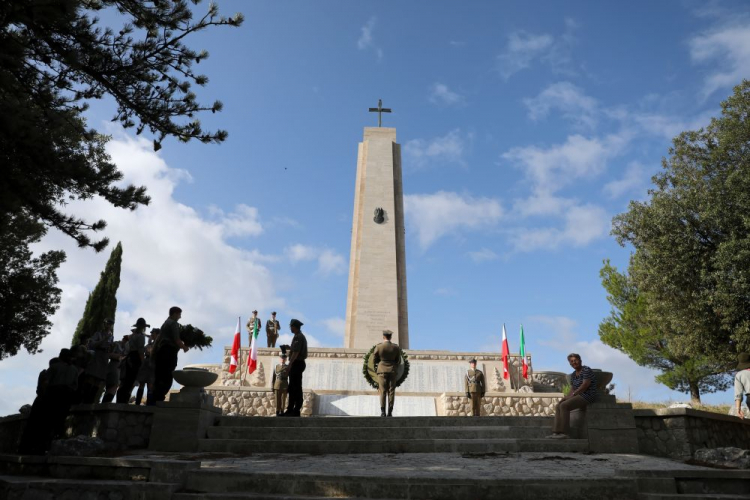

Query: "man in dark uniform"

xmin=465 ymin=359 xmax=486 ymax=417
xmin=266 ymin=311 xmax=281 ymax=348
xmin=147 ymin=306 xmax=189 ymax=405
xmin=373 ymin=330 xmax=401 ymax=417
xmin=272 ymin=351 xmax=289 ymax=416
xmin=282 ymin=319 xmax=307 ymax=417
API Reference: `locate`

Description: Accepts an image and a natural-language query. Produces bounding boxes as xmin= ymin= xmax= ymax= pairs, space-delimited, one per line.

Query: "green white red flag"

xmin=247 ymin=318 xmax=259 ymax=374
xmin=520 ymin=324 xmax=528 ymax=379
xmin=501 ymin=324 xmax=510 ymax=380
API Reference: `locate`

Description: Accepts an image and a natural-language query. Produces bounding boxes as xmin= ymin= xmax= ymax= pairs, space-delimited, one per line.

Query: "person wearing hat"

xmin=266 ymin=311 xmax=281 ymax=348
xmin=78 ymin=318 xmax=115 ymax=404
xmin=464 ymin=359 xmax=486 ymax=417
xmin=282 ymin=319 xmax=307 ymax=416
xmin=734 ymin=353 xmax=750 ymax=419
xmin=272 ymin=351 xmax=289 ymax=416
xmin=116 ymin=318 xmax=149 ymax=403
xmin=373 ymin=330 xmax=401 ymax=417
xmin=246 ymin=310 xmax=261 ymax=344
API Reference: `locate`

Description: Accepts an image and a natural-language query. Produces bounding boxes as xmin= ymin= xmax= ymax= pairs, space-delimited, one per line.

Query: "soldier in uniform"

xmin=272 ymin=351 xmax=289 ymax=416
xmin=266 ymin=311 xmax=281 ymax=348
xmin=465 ymin=359 xmax=486 ymax=417
xmin=246 ymin=310 xmax=261 ymax=343
xmin=282 ymin=319 xmax=307 ymax=417
xmin=373 ymin=330 xmax=401 ymax=417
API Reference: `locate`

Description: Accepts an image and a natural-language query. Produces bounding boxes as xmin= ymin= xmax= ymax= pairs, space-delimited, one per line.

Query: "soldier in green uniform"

xmin=464 ymin=359 xmax=485 ymax=417
xmin=373 ymin=330 xmax=401 ymax=417
xmin=272 ymin=351 xmax=289 ymax=416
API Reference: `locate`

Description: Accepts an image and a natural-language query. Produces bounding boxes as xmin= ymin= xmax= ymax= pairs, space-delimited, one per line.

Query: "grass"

xmin=625 ymin=400 xmax=732 ymax=415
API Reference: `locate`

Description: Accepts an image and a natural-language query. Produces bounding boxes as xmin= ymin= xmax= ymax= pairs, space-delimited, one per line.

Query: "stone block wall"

xmin=0 ymin=414 xmax=27 ymax=453
xmin=440 ymin=393 xmax=561 ymax=417
xmin=635 ymin=408 xmax=750 ymax=460
xmin=65 ymin=404 xmax=154 ymax=451
xmin=206 ymin=387 xmax=315 ymax=417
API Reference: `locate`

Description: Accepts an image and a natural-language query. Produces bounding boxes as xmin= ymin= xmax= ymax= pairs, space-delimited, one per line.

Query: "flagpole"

xmin=238 ymin=316 xmax=244 ymax=385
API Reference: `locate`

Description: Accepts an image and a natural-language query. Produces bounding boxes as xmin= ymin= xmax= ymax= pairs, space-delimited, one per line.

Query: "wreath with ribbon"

xmin=362 ymin=344 xmax=410 ymax=389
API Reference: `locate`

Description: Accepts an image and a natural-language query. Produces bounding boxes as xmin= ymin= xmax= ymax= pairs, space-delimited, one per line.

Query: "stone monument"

xmin=344 ymin=114 xmax=409 ymax=349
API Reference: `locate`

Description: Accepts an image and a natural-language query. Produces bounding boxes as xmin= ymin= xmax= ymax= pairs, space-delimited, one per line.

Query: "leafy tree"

xmin=608 ymin=80 xmax=750 ymax=400
xmin=0 ymin=0 xmax=242 ymax=357
xmin=0 ymin=212 xmax=64 ymax=360
xmin=72 ymin=242 xmax=123 ymax=347
xmin=599 ymin=259 xmax=732 ymax=403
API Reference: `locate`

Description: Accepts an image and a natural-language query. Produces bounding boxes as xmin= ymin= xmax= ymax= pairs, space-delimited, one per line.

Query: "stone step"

xmin=174 ymin=494 xmax=386 ymax=500
xmin=217 ymin=416 xmax=552 ymax=428
xmin=0 ymin=474 xmax=178 ymax=500
xmin=639 ymin=495 xmax=750 ymax=500
xmin=207 ymin=425 xmax=551 ymax=441
xmin=183 ymin=471 xmax=636 ymax=500
xmin=197 ymin=438 xmax=588 ymax=454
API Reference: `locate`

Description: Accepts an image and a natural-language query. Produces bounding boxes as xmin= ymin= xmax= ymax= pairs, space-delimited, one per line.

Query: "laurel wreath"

xmin=362 ymin=345 xmax=410 ymax=389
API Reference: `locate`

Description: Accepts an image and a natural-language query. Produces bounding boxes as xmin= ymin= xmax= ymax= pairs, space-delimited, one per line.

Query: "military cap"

xmin=382 ymin=330 xmax=393 ymax=339
xmin=252 ymin=309 xmax=258 ymax=314
xmin=278 ymin=351 xmax=288 ymax=358
xmin=272 ymin=311 xmax=277 ymax=315
xmin=468 ymin=358 xmax=477 ymax=364
xmin=290 ymin=318 xmax=303 ymax=328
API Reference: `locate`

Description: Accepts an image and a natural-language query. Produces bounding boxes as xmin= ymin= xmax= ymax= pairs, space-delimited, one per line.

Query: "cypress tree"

xmin=72 ymin=242 xmax=123 ymax=346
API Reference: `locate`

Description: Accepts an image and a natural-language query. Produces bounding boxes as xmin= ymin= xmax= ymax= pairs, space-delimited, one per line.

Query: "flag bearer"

xmin=373 ymin=330 xmax=401 ymax=417
xmin=272 ymin=351 xmax=289 ymax=416
xmin=465 ymin=359 xmax=486 ymax=417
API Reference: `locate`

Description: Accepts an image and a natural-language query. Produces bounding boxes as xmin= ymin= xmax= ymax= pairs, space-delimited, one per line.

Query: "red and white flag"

xmin=247 ymin=317 xmax=260 ymax=374
xmin=501 ymin=324 xmax=510 ymax=380
xmin=228 ymin=317 xmax=241 ymax=374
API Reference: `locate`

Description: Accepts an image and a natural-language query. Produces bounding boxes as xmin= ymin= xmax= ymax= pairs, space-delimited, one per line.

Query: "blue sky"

xmin=2 ymin=0 xmax=750 ymax=414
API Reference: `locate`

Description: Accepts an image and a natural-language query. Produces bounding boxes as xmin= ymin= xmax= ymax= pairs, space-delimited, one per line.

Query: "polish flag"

xmin=501 ymin=324 xmax=510 ymax=380
xmin=228 ymin=317 xmax=241 ymax=374
xmin=247 ymin=318 xmax=260 ymax=374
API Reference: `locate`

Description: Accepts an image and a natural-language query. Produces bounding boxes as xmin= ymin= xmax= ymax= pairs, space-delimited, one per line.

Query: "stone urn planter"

xmin=171 ymin=367 xmax=218 ymax=407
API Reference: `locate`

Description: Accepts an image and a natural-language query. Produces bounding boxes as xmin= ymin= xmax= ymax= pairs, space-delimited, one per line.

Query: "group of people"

xmin=18 ymin=306 xmax=190 ymax=454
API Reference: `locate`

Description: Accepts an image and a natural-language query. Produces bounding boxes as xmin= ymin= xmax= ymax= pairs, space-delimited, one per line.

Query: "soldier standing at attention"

xmin=266 ymin=311 xmax=281 ymax=348
xmin=272 ymin=351 xmax=289 ymax=416
xmin=247 ymin=310 xmax=261 ymax=344
xmin=373 ymin=330 xmax=401 ymax=417
xmin=282 ymin=319 xmax=307 ymax=417
xmin=465 ymin=359 xmax=486 ymax=417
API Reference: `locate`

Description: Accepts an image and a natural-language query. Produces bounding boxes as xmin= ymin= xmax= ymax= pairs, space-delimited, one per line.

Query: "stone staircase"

xmin=197 ymin=415 xmax=589 ymax=454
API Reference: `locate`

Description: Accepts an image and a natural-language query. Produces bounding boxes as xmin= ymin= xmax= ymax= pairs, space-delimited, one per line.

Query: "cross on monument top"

xmin=368 ymin=99 xmax=392 ymax=127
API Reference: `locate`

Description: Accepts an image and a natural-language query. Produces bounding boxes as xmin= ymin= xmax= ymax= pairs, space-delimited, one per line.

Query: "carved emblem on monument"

xmin=373 ymin=207 xmax=385 ymax=224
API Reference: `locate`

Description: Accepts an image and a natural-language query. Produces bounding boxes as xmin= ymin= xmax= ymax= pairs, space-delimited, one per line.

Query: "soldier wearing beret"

xmin=373 ymin=330 xmax=401 ymax=417
xmin=281 ymin=319 xmax=307 ymax=417
xmin=266 ymin=311 xmax=281 ymax=348
xmin=272 ymin=351 xmax=289 ymax=416
xmin=465 ymin=359 xmax=485 ymax=417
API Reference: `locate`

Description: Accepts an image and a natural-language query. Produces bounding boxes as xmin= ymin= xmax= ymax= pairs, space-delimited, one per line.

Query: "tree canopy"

xmin=605 ymin=80 xmax=750 ymax=400
xmin=0 ymin=0 xmax=242 ymax=358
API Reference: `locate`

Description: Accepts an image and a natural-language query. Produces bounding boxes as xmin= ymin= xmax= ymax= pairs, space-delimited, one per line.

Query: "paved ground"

xmin=129 ymin=451 xmax=711 ymax=479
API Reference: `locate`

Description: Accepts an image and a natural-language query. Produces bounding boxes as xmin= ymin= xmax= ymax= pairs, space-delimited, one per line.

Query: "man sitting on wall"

xmin=547 ymin=353 xmax=597 ymax=439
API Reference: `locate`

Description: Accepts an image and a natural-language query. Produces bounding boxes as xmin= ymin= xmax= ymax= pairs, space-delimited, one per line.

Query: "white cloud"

xmin=497 ymin=31 xmax=554 ymax=79
xmin=503 ymin=133 xmax=629 ymax=195
xmin=690 ymin=23 xmax=750 ymax=97
xmin=0 ymin=133 xmax=287 ymax=416
xmin=429 ymin=83 xmax=465 ymax=106
xmin=357 ymin=17 xmax=382 ymax=60
xmin=284 ymin=244 xmax=346 ymax=276
xmin=511 ymin=203 xmax=610 ymax=252
xmin=603 ymin=161 xmax=650 ymax=199
xmin=321 ymin=317 xmax=346 ymax=337
xmin=468 ymin=248 xmax=499 ymax=263
xmin=403 ymin=129 xmax=469 ymax=169
xmin=523 ymin=81 xmax=599 ymax=128
xmin=404 ymin=191 xmax=503 ymax=249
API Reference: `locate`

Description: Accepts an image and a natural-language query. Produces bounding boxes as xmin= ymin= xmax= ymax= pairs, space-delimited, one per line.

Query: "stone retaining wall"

xmin=439 ymin=392 xmax=561 ymax=417
xmin=66 ymin=403 xmax=154 ymax=451
xmin=634 ymin=408 xmax=750 ymax=460
xmin=206 ymin=387 xmax=315 ymax=417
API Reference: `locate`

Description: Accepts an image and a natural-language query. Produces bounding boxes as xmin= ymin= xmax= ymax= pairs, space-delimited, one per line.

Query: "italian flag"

xmin=228 ymin=317 xmax=241 ymax=374
xmin=520 ymin=324 xmax=528 ymax=379
xmin=247 ymin=318 xmax=259 ymax=374
xmin=501 ymin=324 xmax=510 ymax=380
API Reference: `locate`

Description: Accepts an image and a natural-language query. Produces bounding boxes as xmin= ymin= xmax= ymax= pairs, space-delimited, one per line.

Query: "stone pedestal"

xmin=585 ymin=401 xmax=639 ymax=453
xmin=148 ymin=385 xmax=221 ymax=452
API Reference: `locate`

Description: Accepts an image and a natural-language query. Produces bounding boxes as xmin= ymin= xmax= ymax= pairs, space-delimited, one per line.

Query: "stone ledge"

xmin=442 ymin=392 xmax=563 ymax=398
xmin=633 ymin=407 xmax=750 ymax=425
xmin=70 ymin=403 xmax=157 ymax=414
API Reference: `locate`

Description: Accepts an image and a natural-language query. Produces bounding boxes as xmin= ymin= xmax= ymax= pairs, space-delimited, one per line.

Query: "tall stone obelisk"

xmin=344 ymin=122 xmax=409 ymax=349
